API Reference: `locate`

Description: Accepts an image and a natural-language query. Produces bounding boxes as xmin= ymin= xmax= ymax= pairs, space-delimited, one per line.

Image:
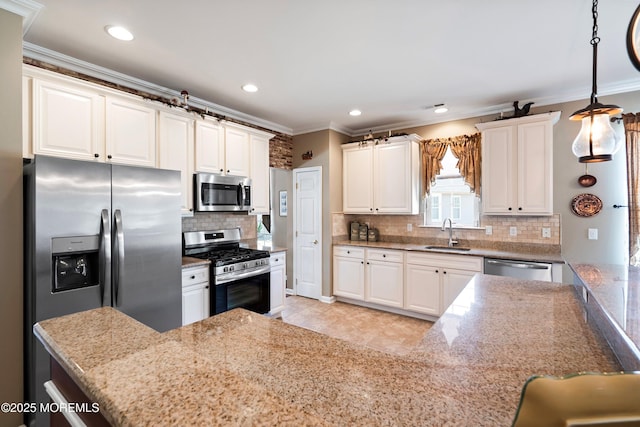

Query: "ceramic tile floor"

xmin=280 ymin=296 xmax=433 ymax=356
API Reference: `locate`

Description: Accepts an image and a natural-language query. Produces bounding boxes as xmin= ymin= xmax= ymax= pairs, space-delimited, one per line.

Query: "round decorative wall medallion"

xmin=571 ymin=193 xmax=603 ymax=217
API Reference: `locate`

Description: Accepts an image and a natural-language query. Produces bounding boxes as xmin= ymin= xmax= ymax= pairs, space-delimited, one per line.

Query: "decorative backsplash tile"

xmin=182 ymin=213 xmax=257 ymax=239
xmin=333 ymin=213 xmax=561 ymax=247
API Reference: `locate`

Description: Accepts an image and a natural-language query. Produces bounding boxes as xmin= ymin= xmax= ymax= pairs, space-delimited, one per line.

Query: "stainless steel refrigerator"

xmin=24 ymin=155 xmax=182 ymax=427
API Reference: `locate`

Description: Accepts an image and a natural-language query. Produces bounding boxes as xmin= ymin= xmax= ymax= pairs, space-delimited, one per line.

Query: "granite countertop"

xmin=569 ymin=262 xmax=640 ymax=370
xmin=181 ymin=256 xmax=211 ymax=268
xmin=241 ymin=238 xmax=287 ymax=253
xmin=333 ymin=238 xmax=565 ymax=263
xmin=34 ymin=274 xmax=617 ymax=426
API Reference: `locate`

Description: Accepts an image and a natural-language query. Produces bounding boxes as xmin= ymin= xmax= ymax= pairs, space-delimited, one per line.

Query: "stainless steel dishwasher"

xmin=484 ymin=258 xmax=553 ymax=282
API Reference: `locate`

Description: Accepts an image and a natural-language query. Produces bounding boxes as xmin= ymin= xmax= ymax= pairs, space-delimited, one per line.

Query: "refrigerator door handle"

xmin=100 ymin=209 xmax=111 ymax=306
xmin=113 ymin=209 xmax=125 ymax=306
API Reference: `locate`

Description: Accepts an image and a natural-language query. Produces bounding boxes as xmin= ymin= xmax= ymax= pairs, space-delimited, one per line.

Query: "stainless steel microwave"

xmin=194 ymin=173 xmax=252 ymax=212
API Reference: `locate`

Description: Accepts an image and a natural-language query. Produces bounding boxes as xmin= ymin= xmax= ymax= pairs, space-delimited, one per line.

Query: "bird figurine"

xmin=513 ymin=101 xmax=534 ymax=117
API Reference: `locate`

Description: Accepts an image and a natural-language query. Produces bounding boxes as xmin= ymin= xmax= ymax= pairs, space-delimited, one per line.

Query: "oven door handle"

xmin=216 ymin=265 xmax=270 ymax=285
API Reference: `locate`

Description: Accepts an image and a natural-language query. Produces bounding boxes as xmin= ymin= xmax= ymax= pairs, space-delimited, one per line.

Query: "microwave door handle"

xmin=100 ymin=209 xmax=111 ymax=306
xmin=113 ymin=209 xmax=125 ymax=306
xmin=239 ymin=183 xmax=246 ymax=208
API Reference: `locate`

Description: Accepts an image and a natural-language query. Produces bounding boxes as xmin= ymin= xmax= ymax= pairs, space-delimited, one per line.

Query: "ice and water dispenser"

xmin=51 ymin=235 xmax=100 ymax=292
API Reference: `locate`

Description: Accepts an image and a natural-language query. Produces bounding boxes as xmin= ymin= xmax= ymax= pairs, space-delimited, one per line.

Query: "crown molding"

xmin=22 ymin=42 xmax=294 ymax=136
xmin=0 ymin=0 xmax=43 ymax=35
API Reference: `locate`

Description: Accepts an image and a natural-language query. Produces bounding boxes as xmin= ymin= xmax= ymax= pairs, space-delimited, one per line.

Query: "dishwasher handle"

xmin=485 ymin=259 xmax=550 ymax=270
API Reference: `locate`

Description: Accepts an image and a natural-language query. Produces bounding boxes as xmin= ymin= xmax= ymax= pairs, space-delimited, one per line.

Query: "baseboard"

xmin=334 ymin=297 xmax=438 ymax=321
xmin=319 ymin=295 xmax=336 ymax=304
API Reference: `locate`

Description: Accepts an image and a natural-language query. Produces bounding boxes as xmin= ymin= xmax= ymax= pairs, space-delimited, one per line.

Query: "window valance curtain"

xmin=623 ymin=113 xmax=640 ymax=266
xmin=421 ymin=133 xmax=481 ymax=197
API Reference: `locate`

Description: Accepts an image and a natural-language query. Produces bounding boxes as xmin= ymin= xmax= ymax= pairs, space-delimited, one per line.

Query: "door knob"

xmin=312 ymin=239 xmax=318 ymax=244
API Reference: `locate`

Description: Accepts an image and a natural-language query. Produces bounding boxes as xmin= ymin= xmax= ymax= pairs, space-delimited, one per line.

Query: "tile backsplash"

xmin=182 ymin=212 xmax=257 ymax=239
xmin=333 ymin=213 xmax=561 ymax=248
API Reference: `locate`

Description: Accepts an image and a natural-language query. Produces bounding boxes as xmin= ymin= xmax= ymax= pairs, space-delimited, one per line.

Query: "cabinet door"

xmin=32 ymin=78 xmax=104 ymax=161
xmin=158 ymin=111 xmax=194 ymax=214
xmin=405 ymin=264 xmax=441 ymax=316
xmin=374 ymin=141 xmax=412 ymax=213
xmin=481 ymin=126 xmax=516 ymax=214
xmin=333 ymin=255 xmax=365 ymax=300
xmin=270 ymin=254 xmax=286 ymax=315
xmin=224 ymin=126 xmax=250 ymax=176
xmin=249 ymin=133 xmax=270 ymax=214
xmin=342 ymin=145 xmax=373 ymax=213
xmin=517 ymin=121 xmax=553 ymax=214
xmin=105 ymin=97 xmax=157 ymax=167
xmin=182 ymin=283 xmax=209 ymax=326
xmin=195 ymin=119 xmax=225 ymax=173
xmin=367 ymin=260 xmax=404 ymax=307
xmin=441 ymin=269 xmax=476 ymax=314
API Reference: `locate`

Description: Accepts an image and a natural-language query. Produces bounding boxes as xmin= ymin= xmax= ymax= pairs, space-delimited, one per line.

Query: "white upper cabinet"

xmin=476 ymin=112 xmax=560 ymax=215
xmin=342 ymin=134 xmax=420 ymax=214
xmin=194 ymin=118 xmax=225 ymax=173
xmin=158 ymin=110 xmax=195 ymax=215
xmin=224 ymin=124 xmax=251 ymax=177
xmin=105 ymin=96 xmax=157 ymax=167
xmin=249 ymin=132 xmax=272 ymax=215
xmin=31 ymin=77 xmax=104 ymax=161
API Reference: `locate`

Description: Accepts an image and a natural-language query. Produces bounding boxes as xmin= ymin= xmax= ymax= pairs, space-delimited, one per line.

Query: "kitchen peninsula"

xmin=35 ymin=274 xmax=617 ymax=426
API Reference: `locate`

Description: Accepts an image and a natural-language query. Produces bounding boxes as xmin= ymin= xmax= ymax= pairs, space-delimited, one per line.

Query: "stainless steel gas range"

xmin=183 ymin=228 xmax=271 ymax=316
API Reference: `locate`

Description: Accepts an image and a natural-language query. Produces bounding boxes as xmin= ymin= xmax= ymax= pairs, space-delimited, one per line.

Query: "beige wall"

xmin=0 ymin=8 xmax=24 ymax=427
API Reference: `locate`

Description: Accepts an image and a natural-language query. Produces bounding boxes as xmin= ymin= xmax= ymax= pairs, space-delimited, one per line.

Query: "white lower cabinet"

xmin=333 ymin=246 xmax=365 ymax=300
xmin=333 ymin=246 xmax=403 ymax=308
xmin=181 ymin=265 xmax=210 ymax=326
xmin=366 ymin=249 xmax=404 ymax=307
xmin=405 ymin=252 xmax=482 ymax=316
xmin=270 ymin=252 xmax=286 ymax=315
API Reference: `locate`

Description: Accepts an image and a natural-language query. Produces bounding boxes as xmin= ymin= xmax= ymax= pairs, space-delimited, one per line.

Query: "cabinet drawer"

xmin=366 ymin=248 xmax=404 ymax=263
xmin=181 ymin=266 xmax=209 ymax=287
xmin=406 ymin=252 xmax=482 ymax=272
xmin=333 ymin=246 xmax=365 ymax=259
xmin=270 ymin=252 xmax=286 ymax=267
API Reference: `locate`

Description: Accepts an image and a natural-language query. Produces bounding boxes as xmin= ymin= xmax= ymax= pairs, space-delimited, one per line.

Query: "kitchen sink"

xmin=424 ymin=246 xmax=471 ymax=251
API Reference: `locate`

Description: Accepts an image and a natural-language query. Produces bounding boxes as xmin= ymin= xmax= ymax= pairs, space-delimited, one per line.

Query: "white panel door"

xmin=374 ymin=141 xmax=411 ymax=213
xmin=194 ymin=119 xmax=224 ymax=173
xmin=33 ymin=78 xmax=104 ymax=161
xmin=294 ymin=167 xmax=322 ymax=300
xmin=342 ymin=145 xmax=373 ymax=213
xmin=333 ymin=256 xmax=365 ymax=300
xmin=518 ymin=121 xmax=553 ymax=214
xmin=405 ymin=264 xmax=441 ymax=316
xmin=249 ymin=133 xmax=270 ymax=214
xmin=158 ymin=111 xmax=195 ymax=214
xmin=224 ymin=126 xmax=250 ymax=176
xmin=366 ymin=260 xmax=403 ymax=307
xmin=105 ymin=96 xmax=157 ymax=167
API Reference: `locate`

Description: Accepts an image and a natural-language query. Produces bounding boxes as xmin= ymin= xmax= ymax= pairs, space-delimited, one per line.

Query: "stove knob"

xmin=243 ymin=262 xmax=248 ymax=269
xmin=261 ymin=259 xmax=267 ymax=265
xmin=255 ymin=261 xmax=260 ymax=267
xmin=223 ymin=267 xmax=228 ymax=273
xmin=229 ymin=265 xmax=234 ymax=272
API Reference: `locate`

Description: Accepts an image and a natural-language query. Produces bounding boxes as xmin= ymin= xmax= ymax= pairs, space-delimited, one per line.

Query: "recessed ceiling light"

xmin=434 ymin=104 xmax=448 ymax=114
xmin=105 ymin=25 xmax=134 ymax=41
xmin=349 ymin=109 xmax=362 ymax=116
xmin=242 ymin=84 xmax=258 ymax=93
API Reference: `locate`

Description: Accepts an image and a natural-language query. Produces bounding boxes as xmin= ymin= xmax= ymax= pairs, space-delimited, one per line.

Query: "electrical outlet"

xmin=542 ymin=228 xmax=551 ymax=238
xmin=588 ymin=228 xmax=598 ymax=240
xmin=485 ymin=226 xmax=493 ymax=235
xmin=407 ymin=223 xmax=413 ymax=232
xmin=509 ymin=226 xmax=517 ymax=236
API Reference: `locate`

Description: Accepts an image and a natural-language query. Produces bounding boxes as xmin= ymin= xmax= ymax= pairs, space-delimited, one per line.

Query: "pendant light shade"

xmin=570 ymin=0 xmax=623 ymax=163
xmin=571 ymin=103 xmax=623 ymax=163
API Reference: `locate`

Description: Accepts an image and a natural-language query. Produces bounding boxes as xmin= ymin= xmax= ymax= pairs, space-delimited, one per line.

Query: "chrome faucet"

xmin=441 ymin=218 xmax=458 ymax=247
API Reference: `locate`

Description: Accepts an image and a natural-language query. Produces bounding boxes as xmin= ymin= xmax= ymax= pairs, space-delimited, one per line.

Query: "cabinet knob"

xmin=375 ymin=208 xmax=379 ymax=211
xmin=443 ymin=271 xmax=447 ymax=274
xmin=227 ymin=169 xmax=230 ymax=173
xmin=382 ymin=254 xmax=386 ymax=258
xmin=94 ymin=153 xmax=99 ymax=158
xmin=205 ymin=286 xmax=209 ymax=289
xmin=508 ymin=207 xmax=512 ymax=211
xmin=366 ymin=262 xmax=370 ymax=265
xmin=190 ymin=275 xmax=195 ymax=279
xmin=518 ymin=207 xmax=523 ymax=211
xmin=370 ymin=208 xmax=373 ymax=211
xmin=107 ymin=154 xmax=112 ymax=160
xmin=361 ymin=261 xmax=364 ymax=264
xmin=435 ymin=269 xmax=439 ymax=273
xmin=220 ymin=168 xmax=223 ymax=172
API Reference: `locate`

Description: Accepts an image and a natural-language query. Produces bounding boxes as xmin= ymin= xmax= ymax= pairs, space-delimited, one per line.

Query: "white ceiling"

xmin=9 ymin=0 xmax=640 ymax=135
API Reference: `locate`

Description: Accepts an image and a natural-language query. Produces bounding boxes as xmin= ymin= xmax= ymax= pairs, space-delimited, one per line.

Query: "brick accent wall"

xmin=270 ymin=135 xmax=293 ymax=169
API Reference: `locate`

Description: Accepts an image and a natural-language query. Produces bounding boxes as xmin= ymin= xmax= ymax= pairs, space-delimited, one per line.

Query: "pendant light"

xmin=570 ymin=0 xmax=623 ymax=163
